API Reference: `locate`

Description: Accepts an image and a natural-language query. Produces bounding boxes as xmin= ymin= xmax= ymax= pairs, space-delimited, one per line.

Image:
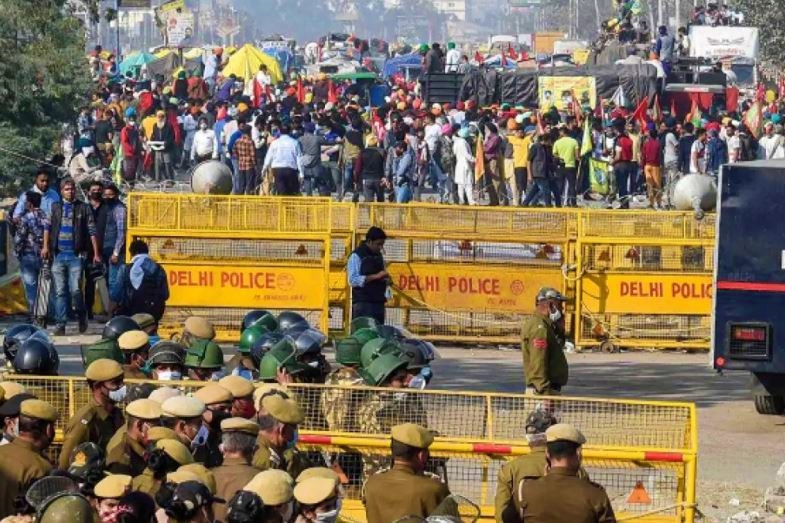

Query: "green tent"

xmin=119 ymin=52 xmax=157 ymax=77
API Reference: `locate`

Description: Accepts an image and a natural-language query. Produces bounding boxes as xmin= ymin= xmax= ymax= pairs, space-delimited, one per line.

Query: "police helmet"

xmin=249 ymin=331 xmax=284 ymax=368
xmin=184 ymin=340 xmax=224 ymax=369
xmin=226 ymin=490 xmax=267 ymax=523
xmin=353 ymin=327 xmax=380 ymax=347
xmin=399 ymin=339 xmax=435 ymax=371
xmin=148 ymin=341 xmax=187 ymax=367
xmin=377 ymin=324 xmax=408 ymax=341
xmin=335 ymin=337 xmax=363 ymax=367
xmin=350 ymin=316 xmax=379 ymax=334
xmin=291 ymin=329 xmax=326 ymax=357
xmin=14 ymin=338 xmax=59 ymax=375
xmin=241 ymin=310 xmax=273 ymax=331
xmin=102 ymin=316 xmax=141 ymax=341
xmin=37 ymin=493 xmax=94 ymax=523
xmin=248 ymin=312 xmax=279 ymax=333
xmin=238 ymin=326 xmax=270 ymax=354
xmin=359 ymin=338 xmax=402 ymax=369
xmin=359 ymin=353 xmax=408 ymax=386
xmin=67 ymin=442 xmax=106 ymax=481
xmin=276 ymin=311 xmax=309 ymax=331
xmin=3 ymin=324 xmax=48 ymax=362
xmin=258 ymin=338 xmax=308 ymax=381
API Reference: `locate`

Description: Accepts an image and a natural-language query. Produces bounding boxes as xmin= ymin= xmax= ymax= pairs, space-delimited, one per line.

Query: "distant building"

xmin=433 ymin=0 xmax=467 ymax=21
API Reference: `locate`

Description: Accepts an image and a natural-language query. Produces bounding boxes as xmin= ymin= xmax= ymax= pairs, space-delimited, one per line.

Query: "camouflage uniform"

xmin=320 ymin=367 xmax=364 ymax=432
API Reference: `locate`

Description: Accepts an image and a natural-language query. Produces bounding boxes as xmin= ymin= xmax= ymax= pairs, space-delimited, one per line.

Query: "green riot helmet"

xmin=184 ymin=339 xmax=224 ymax=369
xmin=37 ymin=493 xmax=95 ymax=523
xmin=258 ymin=337 xmax=308 ymax=381
xmin=335 ymin=337 xmax=363 ymax=367
xmin=360 ymin=338 xmax=402 ymax=369
xmin=249 ymin=312 xmax=279 ymax=333
xmin=238 ymin=325 xmax=270 ymax=354
xmin=353 ymin=327 xmax=380 ymax=347
xmin=359 ymin=353 xmax=408 ymax=386
xmin=350 ymin=316 xmax=379 ymax=334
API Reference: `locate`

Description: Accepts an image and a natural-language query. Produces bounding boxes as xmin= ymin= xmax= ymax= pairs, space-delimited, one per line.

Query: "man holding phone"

xmin=521 ymin=287 xmax=569 ymax=395
xmin=347 ymin=226 xmax=389 ymax=324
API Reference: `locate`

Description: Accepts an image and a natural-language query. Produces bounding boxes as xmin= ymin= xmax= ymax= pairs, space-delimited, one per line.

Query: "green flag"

xmin=580 ymin=116 xmax=593 ymax=156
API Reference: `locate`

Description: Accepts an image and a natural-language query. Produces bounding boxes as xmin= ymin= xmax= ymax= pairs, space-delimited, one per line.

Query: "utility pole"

xmin=115 ymin=0 xmax=121 ymax=59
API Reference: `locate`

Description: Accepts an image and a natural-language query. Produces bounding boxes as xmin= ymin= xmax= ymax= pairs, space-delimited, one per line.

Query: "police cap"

xmin=218 ymin=375 xmax=255 ymax=399
xmin=184 ymin=317 xmax=215 ymax=340
xmin=0 ymin=381 xmax=27 ymax=398
xmin=220 ymin=417 xmax=259 ymax=435
xmin=125 ymin=399 xmax=162 ymax=421
xmin=93 ymin=474 xmax=132 ymax=499
xmin=118 ymin=330 xmax=149 ymax=351
xmin=545 ymin=423 xmax=586 ymax=445
xmin=147 ymin=426 xmax=178 ymax=442
xmin=85 ymin=358 xmax=124 ymax=382
xmin=391 ymin=423 xmax=434 ymax=449
xmin=296 ymin=467 xmax=339 ymax=484
xmin=244 ymin=470 xmax=294 ymax=505
xmin=536 ymin=287 xmax=567 ymax=303
xmin=131 ymin=313 xmax=156 ymax=329
xmin=148 ymin=387 xmax=182 ymax=404
xmin=293 ymin=477 xmax=337 ymax=506
xmin=192 ymin=384 xmax=233 ymax=406
xmin=261 ymin=395 xmax=304 ymax=425
xmin=161 ymin=396 xmax=206 ymax=419
xmin=156 ymin=438 xmax=195 ymax=465
xmin=178 ymin=463 xmax=217 ymax=494
xmin=20 ymin=399 xmax=58 ymax=422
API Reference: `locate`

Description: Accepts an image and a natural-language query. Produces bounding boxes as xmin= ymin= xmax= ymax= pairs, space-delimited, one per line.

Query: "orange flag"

xmin=474 ymin=133 xmax=485 ymax=182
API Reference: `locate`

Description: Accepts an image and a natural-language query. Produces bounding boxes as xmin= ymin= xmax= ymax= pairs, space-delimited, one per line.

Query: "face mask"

xmin=272 ymin=129 xmax=281 ymax=138
xmin=549 ymin=305 xmax=563 ymax=322
xmin=306 ymin=360 xmax=320 ymax=369
xmin=200 ymin=123 xmax=208 ymax=130
xmin=108 ymin=385 xmax=127 ymax=403
xmin=89 ymin=192 xmax=102 ymax=201
xmin=192 ymin=425 xmax=209 ymax=449
xmin=315 ymin=507 xmax=340 ymax=523
xmin=286 ymin=428 xmax=299 ymax=450
xmin=157 ymin=370 xmax=182 ymax=381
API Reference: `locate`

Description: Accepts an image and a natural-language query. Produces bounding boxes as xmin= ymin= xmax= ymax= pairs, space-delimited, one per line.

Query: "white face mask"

xmin=315 ymin=507 xmax=340 ymax=523
xmin=157 ymin=370 xmax=182 ymax=381
xmin=549 ymin=305 xmax=563 ymax=322
xmin=306 ymin=360 xmax=320 ymax=369
xmin=10 ymin=419 xmax=19 ymax=438
xmin=200 ymin=123 xmax=208 ymax=130
xmin=108 ymin=385 xmax=127 ymax=403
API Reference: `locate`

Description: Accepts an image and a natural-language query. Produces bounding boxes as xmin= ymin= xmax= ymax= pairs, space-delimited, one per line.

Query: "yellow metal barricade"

xmin=7 ymin=377 xmax=697 ymax=523
xmin=355 ymin=203 xmax=578 ymax=343
xmin=329 ymin=203 xmax=355 ymax=332
xmin=126 ymin=194 xmax=334 ymax=339
xmin=574 ymin=210 xmax=715 ymax=351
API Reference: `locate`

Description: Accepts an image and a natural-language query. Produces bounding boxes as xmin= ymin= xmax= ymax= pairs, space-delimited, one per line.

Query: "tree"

xmin=0 ymin=0 xmax=90 ymax=196
xmin=735 ymin=0 xmax=785 ymax=72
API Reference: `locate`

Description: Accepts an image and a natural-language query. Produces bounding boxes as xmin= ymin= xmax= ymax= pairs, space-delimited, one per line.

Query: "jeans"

xmin=230 ymin=158 xmax=241 ymax=194
xmin=342 ymin=162 xmax=355 ymax=196
xmin=19 ymin=254 xmax=42 ymax=314
xmin=615 ymin=161 xmax=635 ymax=207
xmin=52 ymin=252 xmax=85 ymax=328
xmin=273 ymin=168 xmax=300 ymax=195
xmin=522 ymin=178 xmax=553 ymax=206
xmin=362 ymin=179 xmax=385 ymax=202
xmin=558 ymin=166 xmax=578 ymax=207
xmin=395 ymin=184 xmax=412 ymax=203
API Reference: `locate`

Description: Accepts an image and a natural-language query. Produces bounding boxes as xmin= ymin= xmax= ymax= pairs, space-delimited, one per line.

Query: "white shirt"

xmin=690 ymin=140 xmax=706 ymax=173
xmin=256 ymin=71 xmax=272 ymax=86
xmin=191 ymin=129 xmax=217 ymax=159
xmin=262 ymin=135 xmax=303 ymax=171
xmin=759 ymin=134 xmax=782 ymax=159
xmin=727 ymin=135 xmax=741 ymax=163
xmin=664 ymin=132 xmax=679 ymax=164
xmin=445 ymin=49 xmax=461 ymax=72
xmin=424 ymin=123 xmax=442 ymax=153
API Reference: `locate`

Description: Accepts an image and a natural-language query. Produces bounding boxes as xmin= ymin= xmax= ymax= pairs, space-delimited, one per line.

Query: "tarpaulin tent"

xmin=119 ymin=52 xmax=157 ymax=76
xmin=221 ymin=44 xmax=283 ymax=82
xmin=146 ymin=52 xmax=203 ymax=79
xmin=262 ymin=47 xmax=294 ymax=74
xmin=383 ymin=53 xmax=422 ymax=78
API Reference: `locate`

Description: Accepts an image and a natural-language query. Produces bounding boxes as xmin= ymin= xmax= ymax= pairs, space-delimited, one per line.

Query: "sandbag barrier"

xmin=126 ymin=194 xmax=715 ymax=350
xmin=3 ymin=377 xmax=698 ymax=523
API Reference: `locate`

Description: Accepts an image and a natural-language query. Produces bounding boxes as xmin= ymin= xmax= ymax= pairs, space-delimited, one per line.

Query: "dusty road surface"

xmin=3 ymin=322 xmax=780 ymax=522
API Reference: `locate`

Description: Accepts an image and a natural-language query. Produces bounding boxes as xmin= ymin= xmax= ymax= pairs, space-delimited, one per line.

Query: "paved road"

xmin=5 ymin=323 xmax=781 ymax=522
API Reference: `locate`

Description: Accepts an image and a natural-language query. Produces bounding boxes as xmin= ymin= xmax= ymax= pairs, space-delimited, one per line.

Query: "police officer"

xmin=91 ymin=474 xmax=133 ymax=519
xmin=0 ymin=399 xmax=57 ymax=518
xmin=0 ymin=391 xmax=36 ymax=445
xmin=518 ymin=424 xmax=615 ymax=523
xmin=184 ymin=339 xmax=225 ymax=381
xmin=132 ymin=312 xmax=160 ymax=345
xmin=59 ymin=359 xmax=126 ymax=469
xmin=106 ymin=398 xmax=162 ymax=476
xmin=210 ymin=417 xmax=261 ymax=522
xmin=219 ymin=375 xmax=257 ymax=419
xmin=192 ymin=383 xmax=234 ymax=467
xmin=160 ymin=396 xmax=207 ymax=449
xmin=363 ymin=423 xmax=450 ymax=523
xmin=244 ymin=469 xmax=296 ymax=523
xmin=495 ymin=410 xmax=558 ymax=523
xmin=321 ymin=336 xmax=365 ymax=433
xmin=118 ymin=330 xmax=150 ymax=379
xmin=131 ymin=438 xmax=195 ymax=497
xmin=252 ymin=394 xmax=312 ymax=477
xmin=180 ymin=316 xmax=216 ymax=348
xmin=348 ymin=226 xmax=389 ymax=324
xmin=147 ymin=341 xmax=187 ymax=381
xmin=521 ymin=287 xmax=569 ymax=395
xmin=294 ymin=476 xmax=343 ymax=522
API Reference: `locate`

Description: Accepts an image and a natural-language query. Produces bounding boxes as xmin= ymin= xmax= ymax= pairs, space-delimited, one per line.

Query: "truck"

xmin=689 ymin=25 xmax=759 ymax=91
xmin=532 ymin=31 xmax=567 ymax=55
xmin=713 ymin=161 xmax=785 ymax=415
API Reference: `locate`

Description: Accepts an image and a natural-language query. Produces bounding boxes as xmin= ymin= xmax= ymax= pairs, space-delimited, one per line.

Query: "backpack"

xmin=125 ymin=263 xmax=167 ymax=321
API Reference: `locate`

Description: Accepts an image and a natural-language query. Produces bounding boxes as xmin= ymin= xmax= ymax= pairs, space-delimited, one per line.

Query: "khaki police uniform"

xmin=210 ymin=418 xmax=261 ymax=522
xmin=252 ymin=395 xmax=312 ymax=477
xmin=495 ymin=447 xmax=548 ymax=523
xmin=519 ymin=424 xmax=614 ymax=523
xmin=60 ymin=360 xmax=126 ymax=469
xmin=119 ymin=330 xmax=150 ymax=380
xmin=0 ymin=400 xmax=57 ymax=519
xmin=131 ymin=438 xmax=194 ymax=497
xmin=521 ymin=312 xmax=568 ymax=395
xmin=363 ymin=424 xmax=450 ymax=523
xmin=106 ymin=399 xmax=161 ymax=476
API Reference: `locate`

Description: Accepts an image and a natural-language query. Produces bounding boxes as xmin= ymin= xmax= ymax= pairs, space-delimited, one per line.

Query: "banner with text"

xmin=581 ymin=273 xmax=712 ymax=315
xmin=389 ymin=262 xmax=563 ymax=313
xmin=163 ymin=264 xmax=326 ymax=309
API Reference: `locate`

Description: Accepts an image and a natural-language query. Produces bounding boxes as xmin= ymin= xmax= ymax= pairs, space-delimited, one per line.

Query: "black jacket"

xmin=351 ymin=242 xmax=387 ymax=303
xmin=48 ymin=199 xmax=95 ymax=256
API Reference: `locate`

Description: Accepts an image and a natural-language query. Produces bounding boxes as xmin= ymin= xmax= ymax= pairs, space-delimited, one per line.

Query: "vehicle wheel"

xmin=599 ymin=340 xmax=618 ymax=353
xmin=753 ymin=395 xmax=785 ymax=415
